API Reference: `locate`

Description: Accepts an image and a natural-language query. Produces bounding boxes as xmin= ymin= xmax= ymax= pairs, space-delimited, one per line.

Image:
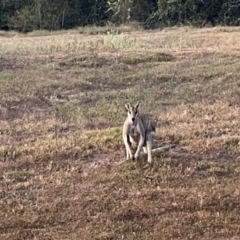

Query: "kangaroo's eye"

xmin=135 ymin=111 xmax=138 ymax=115
xmin=128 ymin=111 xmax=131 ymax=114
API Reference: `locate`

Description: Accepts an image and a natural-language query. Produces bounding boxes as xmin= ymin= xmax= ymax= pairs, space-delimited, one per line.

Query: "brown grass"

xmin=0 ymin=26 xmax=240 ymax=240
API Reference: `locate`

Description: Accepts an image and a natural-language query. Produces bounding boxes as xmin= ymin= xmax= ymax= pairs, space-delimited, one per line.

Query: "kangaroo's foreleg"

xmin=123 ymin=134 xmax=133 ymax=160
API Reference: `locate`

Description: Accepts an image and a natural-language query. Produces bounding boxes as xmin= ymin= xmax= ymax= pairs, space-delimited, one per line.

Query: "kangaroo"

xmin=122 ymin=103 xmax=175 ymax=163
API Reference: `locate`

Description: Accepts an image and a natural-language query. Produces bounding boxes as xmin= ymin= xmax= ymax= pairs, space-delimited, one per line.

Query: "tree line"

xmin=0 ymin=0 xmax=240 ymax=32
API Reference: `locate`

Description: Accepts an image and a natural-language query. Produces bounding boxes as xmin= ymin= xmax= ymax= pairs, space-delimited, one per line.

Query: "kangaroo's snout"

xmin=132 ymin=118 xmax=135 ymax=122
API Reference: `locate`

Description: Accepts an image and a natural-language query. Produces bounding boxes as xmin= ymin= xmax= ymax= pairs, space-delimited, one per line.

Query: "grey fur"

xmin=122 ymin=103 xmax=176 ymax=163
xmin=122 ymin=103 xmax=156 ymax=163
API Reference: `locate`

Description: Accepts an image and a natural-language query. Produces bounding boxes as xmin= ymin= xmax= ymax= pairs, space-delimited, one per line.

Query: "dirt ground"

xmin=0 ymin=27 xmax=240 ymax=240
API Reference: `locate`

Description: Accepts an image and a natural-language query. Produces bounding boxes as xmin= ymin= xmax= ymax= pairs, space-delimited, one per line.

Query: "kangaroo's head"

xmin=125 ymin=103 xmax=139 ymax=123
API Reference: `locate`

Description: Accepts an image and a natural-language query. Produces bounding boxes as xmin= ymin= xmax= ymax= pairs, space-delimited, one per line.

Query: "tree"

xmin=1 ymin=0 xmax=240 ymax=32
xmin=107 ymin=0 xmax=133 ymax=24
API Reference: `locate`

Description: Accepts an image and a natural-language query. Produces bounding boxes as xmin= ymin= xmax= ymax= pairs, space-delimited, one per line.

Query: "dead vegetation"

xmin=0 ymin=26 xmax=240 ymax=240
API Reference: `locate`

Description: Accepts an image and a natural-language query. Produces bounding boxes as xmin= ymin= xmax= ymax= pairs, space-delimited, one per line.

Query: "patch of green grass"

xmin=58 ymin=55 xmax=112 ymax=68
xmin=103 ymin=33 xmax=137 ymax=49
xmin=78 ymin=22 xmax=143 ymax=35
xmin=82 ymin=127 xmax=122 ymax=149
xmin=119 ymin=52 xmax=175 ymax=65
xmin=26 ymin=30 xmax=56 ymax=37
xmin=55 ymin=102 xmax=81 ymax=122
xmin=0 ymin=72 xmax=17 ymax=82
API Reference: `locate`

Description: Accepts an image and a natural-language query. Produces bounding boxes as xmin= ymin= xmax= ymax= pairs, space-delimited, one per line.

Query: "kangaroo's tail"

xmin=151 ymin=144 xmax=176 ymax=153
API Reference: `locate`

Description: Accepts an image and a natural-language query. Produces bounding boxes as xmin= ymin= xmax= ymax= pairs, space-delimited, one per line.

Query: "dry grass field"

xmin=0 ymin=26 xmax=240 ymax=240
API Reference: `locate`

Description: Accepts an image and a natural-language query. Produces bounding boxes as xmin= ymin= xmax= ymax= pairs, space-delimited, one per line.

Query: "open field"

xmin=0 ymin=26 xmax=240 ymax=239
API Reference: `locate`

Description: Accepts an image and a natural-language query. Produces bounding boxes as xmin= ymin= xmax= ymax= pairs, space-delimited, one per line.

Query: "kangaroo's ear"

xmin=134 ymin=102 xmax=139 ymax=109
xmin=125 ymin=103 xmax=130 ymax=111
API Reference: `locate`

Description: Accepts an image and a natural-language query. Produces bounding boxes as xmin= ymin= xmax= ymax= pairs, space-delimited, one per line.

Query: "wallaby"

xmin=122 ymin=103 xmax=175 ymax=163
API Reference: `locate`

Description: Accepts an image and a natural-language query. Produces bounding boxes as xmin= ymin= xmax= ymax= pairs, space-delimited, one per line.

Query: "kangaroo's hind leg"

xmin=143 ymin=136 xmax=147 ymax=154
xmin=146 ymin=131 xmax=154 ymax=163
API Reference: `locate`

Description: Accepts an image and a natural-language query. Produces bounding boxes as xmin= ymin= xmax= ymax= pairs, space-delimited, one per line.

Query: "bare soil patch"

xmin=0 ymin=57 xmax=28 ymax=71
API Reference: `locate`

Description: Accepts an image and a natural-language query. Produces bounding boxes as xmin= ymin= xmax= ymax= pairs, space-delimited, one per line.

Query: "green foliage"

xmin=151 ymin=0 xmax=240 ymax=27
xmin=8 ymin=5 xmax=38 ymax=32
xmin=107 ymin=0 xmax=133 ymax=24
xmin=1 ymin=0 xmax=240 ymax=31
